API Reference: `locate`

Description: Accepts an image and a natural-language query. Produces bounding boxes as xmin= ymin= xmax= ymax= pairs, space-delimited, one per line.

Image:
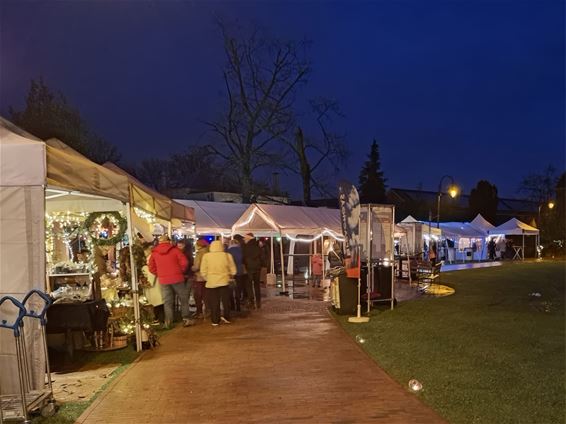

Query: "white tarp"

xmin=0 ymin=120 xmax=47 ymax=396
xmin=470 ymin=214 xmax=495 ymax=233
xmin=439 ymin=222 xmax=487 ymax=238
xmin=489 ymin=218 xmax=539 ymax=236
xmin=232 ymin=203 xmax=343 ymax=238
xmin=174 ymin=200 xmax=247 ymax=235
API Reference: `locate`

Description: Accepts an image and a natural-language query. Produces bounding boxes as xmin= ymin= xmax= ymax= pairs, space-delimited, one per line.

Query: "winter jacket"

xmin=200 ymin=241 xmax=237 ymax=288
xmin=148 ymin=242 xmax=188 ymax=285
xmin=227 ymin=245 xmax=244 ymax=275
xmin=192 ymin=245 xmax=209 ymax=282
xmin=311 ymin=254 xmax=323 ymax=276
xmin=242 ymin=239 xmax=262 ymax=273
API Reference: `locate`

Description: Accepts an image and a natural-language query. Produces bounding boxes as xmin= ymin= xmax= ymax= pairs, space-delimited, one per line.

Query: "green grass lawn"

xmin=336 ymin=261 xmax=565 ymax=424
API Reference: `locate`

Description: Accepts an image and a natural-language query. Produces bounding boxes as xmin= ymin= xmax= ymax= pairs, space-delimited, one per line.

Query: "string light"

xmin=134 ymin=207 xmax=156 ymax=223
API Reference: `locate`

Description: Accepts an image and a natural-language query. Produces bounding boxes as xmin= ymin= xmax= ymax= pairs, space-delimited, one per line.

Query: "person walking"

xmin=227 ymin=238 xmax=245 ymax=312
xmin=488 ymin=238 xmax=496 ymax=261
xmin=311 ymin=253 xmax=323 ymax=288
xmin=148 ymin=235 xmax=193 ymax=328
xmin=242 ymin=233 xmax=263 ymax=309
xmin=200 ymin=240 xmax=237 ymax=326
xmin=191 ymin=238 xmax=209 ymax=319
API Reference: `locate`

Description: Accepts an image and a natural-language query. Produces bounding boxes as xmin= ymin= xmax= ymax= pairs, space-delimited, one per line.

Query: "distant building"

xmin=167 ymin=188 xmax=289 ymax=205
xmin=302 ymin=188 xmax=538 ymax=225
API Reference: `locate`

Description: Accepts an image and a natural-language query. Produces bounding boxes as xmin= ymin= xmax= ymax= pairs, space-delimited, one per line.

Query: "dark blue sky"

xmin=1 ymin=0 xmax=564 ymax=199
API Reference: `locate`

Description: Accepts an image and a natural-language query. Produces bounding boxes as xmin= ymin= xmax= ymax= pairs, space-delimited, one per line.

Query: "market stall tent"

xmin=488 ymin=218 xmax=539 ymax=260
xmin=232 ymin=203 xmax=343 ymax=238
xmin=470 ymin=214 xmax=495 ymax=233
xmin=174 ymin=199 xmax=248 ymax=236
xmin=438 ymin=221 xmax=488 ymax=261
xmin=0 ymin=120 xmax=47 ymax=397
xmin=232 ymin=204 xmax=344 ymax=288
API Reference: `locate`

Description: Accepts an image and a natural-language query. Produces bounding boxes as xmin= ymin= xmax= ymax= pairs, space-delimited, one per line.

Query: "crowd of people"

xmin=147 ymin=232 xmax=268 ymax=328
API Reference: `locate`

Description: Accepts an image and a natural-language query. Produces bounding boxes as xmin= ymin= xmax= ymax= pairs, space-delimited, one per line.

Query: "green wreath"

xmin=84 ymin=211 xmax=128 ymax=246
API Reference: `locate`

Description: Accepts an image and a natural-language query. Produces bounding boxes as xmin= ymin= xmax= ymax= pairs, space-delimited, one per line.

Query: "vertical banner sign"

xmin=338 ymin=182 xmax=361 ymax=278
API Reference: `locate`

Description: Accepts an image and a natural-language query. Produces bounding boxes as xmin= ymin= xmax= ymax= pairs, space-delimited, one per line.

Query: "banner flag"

xmin=338 ymin=181 xmax=361 ymax=278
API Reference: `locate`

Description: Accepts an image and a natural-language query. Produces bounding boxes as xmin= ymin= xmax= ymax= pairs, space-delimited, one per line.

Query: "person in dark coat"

xmin=242 ymin=233 xmax=262 ymax=309
xmin=227 ymin=238 xmax=245 ymax=312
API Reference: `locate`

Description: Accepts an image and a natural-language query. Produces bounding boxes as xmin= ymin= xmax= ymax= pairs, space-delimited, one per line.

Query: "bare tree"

xmin=282 ymin=99 xmax=347 ymax=205
xmin=518 ymin=165 xmax=558 ymax=203
xmin=206 ymin=21 xmax=310 ymax=202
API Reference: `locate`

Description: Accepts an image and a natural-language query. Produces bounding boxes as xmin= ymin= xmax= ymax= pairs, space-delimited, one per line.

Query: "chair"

xmin=416 ymin=261 xmax=443 ymax=292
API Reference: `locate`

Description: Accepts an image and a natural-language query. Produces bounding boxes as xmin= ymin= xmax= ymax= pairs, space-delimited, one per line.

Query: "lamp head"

xmin=448 ymin=185 xmax=459 ymax=198
xmin=548 ymin=201 xmax=555 ymax=209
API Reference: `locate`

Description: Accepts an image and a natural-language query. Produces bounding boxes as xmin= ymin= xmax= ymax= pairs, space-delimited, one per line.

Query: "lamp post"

xmin=436 ymin=175 xmax=459 ymax=228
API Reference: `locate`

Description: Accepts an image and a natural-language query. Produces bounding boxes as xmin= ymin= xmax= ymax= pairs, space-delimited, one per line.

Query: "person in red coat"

xmin=149 ymin=235 xmax=193 ymax=328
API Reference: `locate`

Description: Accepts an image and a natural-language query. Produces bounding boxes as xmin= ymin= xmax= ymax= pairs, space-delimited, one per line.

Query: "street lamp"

xmin=436 ymin=175 xmax=459 ymax=228
xmin=537 ymin=200 xmax=555 ymax=227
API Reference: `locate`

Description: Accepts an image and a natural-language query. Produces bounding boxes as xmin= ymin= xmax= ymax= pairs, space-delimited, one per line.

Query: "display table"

xmin=46 ymin=299 xmax=110 ymax=358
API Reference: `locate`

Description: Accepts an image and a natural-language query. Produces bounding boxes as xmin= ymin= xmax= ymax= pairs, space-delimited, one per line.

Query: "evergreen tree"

xmin=358 ymin=139 xmax=387 ymax=203
xmin=10 ymin=78 xmax=120 ymax=164
xmin=469 ymin=180 xmax=498 ymax=223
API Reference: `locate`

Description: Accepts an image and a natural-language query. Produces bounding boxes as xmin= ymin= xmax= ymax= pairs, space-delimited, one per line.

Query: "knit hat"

xmin=196 ymin=238 xmax=209 ymax=247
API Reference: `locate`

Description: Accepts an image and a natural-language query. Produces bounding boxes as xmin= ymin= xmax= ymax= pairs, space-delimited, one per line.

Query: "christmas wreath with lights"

xmin=84 ymin=211 xmax=128 ymax=246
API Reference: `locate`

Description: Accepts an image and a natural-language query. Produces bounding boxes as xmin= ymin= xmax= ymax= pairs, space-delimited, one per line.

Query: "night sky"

xmin=1 ymin=0 xmax=564 ymax=199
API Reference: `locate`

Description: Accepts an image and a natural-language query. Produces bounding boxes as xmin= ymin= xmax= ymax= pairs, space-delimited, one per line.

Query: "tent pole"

xmin=270 ymin=236 xmax=274 ymax=274
xmin=279 ymin=234 xmax=286 ymax=293
xmin=391 ymin=206 xmax=395 ymax=310
xmin=367 ymin=205 xmax=372 ymax=315
xmin=522 ymin=232 xmax=525 ymax=261
xmin=126 ymin=202 xmax=142 ymax=352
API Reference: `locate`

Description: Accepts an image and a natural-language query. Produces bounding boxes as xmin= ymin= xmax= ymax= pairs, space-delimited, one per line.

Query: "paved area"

xmin=77 ymin=296 xmax=446 ymax=424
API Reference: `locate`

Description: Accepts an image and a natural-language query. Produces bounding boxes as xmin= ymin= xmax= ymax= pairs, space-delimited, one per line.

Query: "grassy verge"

xmin=335 ymin=261 xmax=565 ymax=424
xmin=31 ymin=347 xmax=141 ymax=423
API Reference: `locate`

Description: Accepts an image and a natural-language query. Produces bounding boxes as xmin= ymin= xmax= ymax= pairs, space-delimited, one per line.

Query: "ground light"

xmin=355 ymin=335 xmax=366 ymax=344
xmin=408 ymin=379 xmax=423 ymax=392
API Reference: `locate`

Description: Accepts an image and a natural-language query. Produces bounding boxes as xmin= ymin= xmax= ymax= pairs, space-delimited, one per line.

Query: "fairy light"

xmin=134 ymin=207 xmax=155 ymax=223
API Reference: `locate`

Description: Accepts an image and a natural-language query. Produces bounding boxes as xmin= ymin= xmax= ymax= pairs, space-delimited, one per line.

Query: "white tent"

xmin=174 ymin=200 xmax=248 ymax=236
xmin=438 ymin=221 xmax=488 ymax=261
xmin=470 ymin=214 xmax=495 ymax=233
xmin=232 ymin=204 xmax=344 ymax=289
xmin=489 ymin=217 xmax=539 ymax=236
xmin=396 ymin=215 xmax=441 ymax=256
xmin=488 ymin=218 xmax=539 ymax=260
xmin=232 ymin=203 xmax=343 ymax=239
xmin=0 ymin=121 xmax=47 ymax=397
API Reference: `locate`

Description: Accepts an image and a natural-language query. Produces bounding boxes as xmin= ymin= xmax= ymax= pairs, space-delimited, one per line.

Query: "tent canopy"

xmin=489 ymin=218 xmax=539 ymax=236
xmin=232 ymin=204 xmax=343 ymax=238
xmin=470 ymin=214 xmax=495 ymax=232
xmin=439 ymin=222 xmax=487 ymax=238
xmin=174 ymin=200 xmax=248 ymax=235
xmin=46 ymin=139 xmax=130 ymax=203
xmin=0 ymin=120 xmax=45 ymax=186
xmin=103 ymin=162 xmax=194 ymax=222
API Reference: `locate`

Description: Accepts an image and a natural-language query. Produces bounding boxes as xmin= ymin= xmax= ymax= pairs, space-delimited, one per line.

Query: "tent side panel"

xmin=0 ymin=185 xmax=45 ymax=394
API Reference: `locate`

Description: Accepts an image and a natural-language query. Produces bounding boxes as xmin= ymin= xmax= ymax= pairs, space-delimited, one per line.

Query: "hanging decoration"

xmin=84 ymin=211 xmax=128 ymax=246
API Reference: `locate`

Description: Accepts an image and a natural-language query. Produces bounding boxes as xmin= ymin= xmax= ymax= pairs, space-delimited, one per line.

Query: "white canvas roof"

xmin=232 ymin=203 xmax=343 ymax=238
xmin=470 ymin=214 xmax=495 ymax=232
xmin=174 ymin=200 xmax=248 ymax=235
xmin=104 ymin=163 xmax=194 ymax=222
xmin=439 ymin=222 xmax=486 ymax=238
xmin=489 ymin=218 xmax=539 ymax=235
xmin=46 ymin=139 xmax=130 ymax=203
xmin=0 ymin=120 xmax=45 ymax=186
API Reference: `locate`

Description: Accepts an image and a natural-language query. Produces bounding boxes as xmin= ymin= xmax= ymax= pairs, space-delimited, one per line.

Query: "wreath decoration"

xmin=84 ymin=211 xmax=128 ymax=246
